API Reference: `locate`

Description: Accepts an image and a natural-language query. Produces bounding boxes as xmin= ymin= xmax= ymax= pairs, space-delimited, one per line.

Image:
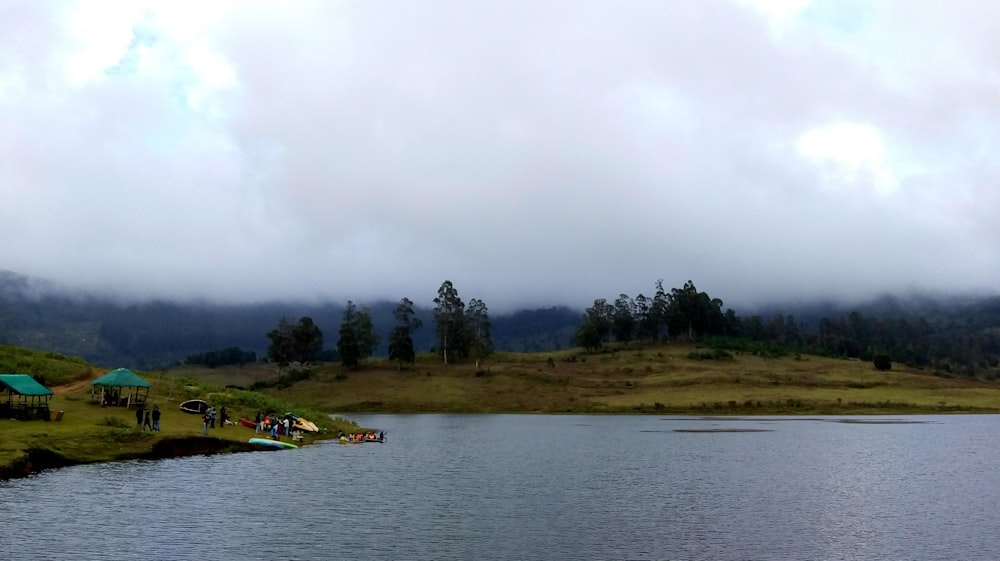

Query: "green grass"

xmin=0 ymin=344 xmax=97 ymax=386
xmin=0 ymin=347 xmax=362 ymax=478
xmin=231 ymin=343 xmax=1000 ymax=415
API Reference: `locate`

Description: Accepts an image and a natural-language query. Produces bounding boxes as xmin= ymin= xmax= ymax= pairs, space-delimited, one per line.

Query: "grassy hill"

xmin=181 ymin=343 xmax=1000 ymax=415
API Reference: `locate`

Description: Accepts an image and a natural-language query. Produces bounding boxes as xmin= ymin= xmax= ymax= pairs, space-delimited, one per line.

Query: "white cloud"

xmin=797 ymin=122 xmax=897 ymax=194
xmin=0 ymin=0 xmax=997 ymax=310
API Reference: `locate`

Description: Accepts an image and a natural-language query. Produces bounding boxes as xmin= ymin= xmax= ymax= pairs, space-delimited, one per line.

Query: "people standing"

xmin=143 ymin=410 xmax=152 ymax=431
xmin=135 ymin=405 xmax=144 ymax=427
xmin=203 ymin=411 xmax=211 ymax=435
xmin=219 ymin=406 xmax=227 ymax=428
xmin=255 ymin=411 xmax=262 ymax=433
xmin=151 ymin=405 xmax=161 ymax=432
xmin=209 ymin=407 xmax=217 ymax=428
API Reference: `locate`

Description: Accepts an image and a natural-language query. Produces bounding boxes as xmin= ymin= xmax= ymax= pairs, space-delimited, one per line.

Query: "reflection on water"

xmin=2 ymin=415 xmax=999 ymax=561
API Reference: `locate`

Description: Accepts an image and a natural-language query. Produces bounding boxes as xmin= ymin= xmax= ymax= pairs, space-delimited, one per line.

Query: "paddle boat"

xmin=178 ymin=399 xmax=208 ymax=414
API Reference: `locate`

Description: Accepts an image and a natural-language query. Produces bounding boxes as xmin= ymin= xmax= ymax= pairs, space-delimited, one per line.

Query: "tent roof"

xmin=90 ymin=368 xmax=151 ymax=388
xmin=0 ymin=374 xmax=54 ymax=396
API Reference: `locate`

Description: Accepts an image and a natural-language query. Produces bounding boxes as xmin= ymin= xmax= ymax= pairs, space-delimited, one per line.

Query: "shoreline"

xmin=0 ymin=434 xmax=323 ymax=481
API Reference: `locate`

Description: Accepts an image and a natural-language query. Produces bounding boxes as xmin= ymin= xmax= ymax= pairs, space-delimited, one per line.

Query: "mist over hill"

xmin=0 ymin=270 xmax=997 ymax=374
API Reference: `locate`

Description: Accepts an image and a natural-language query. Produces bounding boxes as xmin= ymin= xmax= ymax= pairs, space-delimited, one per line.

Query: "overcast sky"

xmin=2 ymin=0 xmax=998 ymax=312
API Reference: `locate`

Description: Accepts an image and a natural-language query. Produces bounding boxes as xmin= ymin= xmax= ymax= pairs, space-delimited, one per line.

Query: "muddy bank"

xmin=0 ymin=437 xmax=266 ymax=481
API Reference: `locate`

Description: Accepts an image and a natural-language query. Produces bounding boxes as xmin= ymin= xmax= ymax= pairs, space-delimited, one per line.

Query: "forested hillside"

xmin=1 ymin=270 xmax=998 ymax=377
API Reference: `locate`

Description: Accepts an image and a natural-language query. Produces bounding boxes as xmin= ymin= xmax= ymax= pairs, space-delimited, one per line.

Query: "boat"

xmin=339 ymin=434 xmax=386 ymax=444
xmin=248 ymin=437 xmax=298 ymax=450
xmin=285 ymin=412 xmax=320 ymax=433
xmin=179 ymin=399 xmax=208 ymax=414
xmin=239 ymin=418 xmax=257 ymax=429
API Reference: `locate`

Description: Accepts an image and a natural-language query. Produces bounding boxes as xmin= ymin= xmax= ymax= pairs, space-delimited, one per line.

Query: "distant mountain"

xmin=0 ymin=270 xmax=580 ymax=369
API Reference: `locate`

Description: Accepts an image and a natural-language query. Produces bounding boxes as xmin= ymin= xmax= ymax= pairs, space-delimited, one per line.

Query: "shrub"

xmin=873 ymin=354 xmax=892 ymax=371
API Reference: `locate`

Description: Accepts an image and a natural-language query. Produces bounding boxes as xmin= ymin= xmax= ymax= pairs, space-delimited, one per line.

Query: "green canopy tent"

xmin=0 ymin=374 xmax=54 ymax=420
xmin=90 ymin=368 xmax=151 ymax=409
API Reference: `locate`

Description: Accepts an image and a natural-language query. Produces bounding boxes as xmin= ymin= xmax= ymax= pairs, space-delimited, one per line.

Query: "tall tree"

xmin=291 ymin=316 xmax=324 ymax=366
xmin=465 ymin=298 xmax=493 ymax=369
xmin=336 ymin=301 xmax=380 ymax=370
xmin=573 ymin=298 xmax=614 ymax=351
xmin=266 ymin=317 xmax=295 ymax=368
xmin=433 ymin=280 xmax=465 ymax=364
xmin=612 ymin=293 xmax=637 ymax=343
xmin=650 ymin=279 xmax=670 ymax=341
xmin=666 ymin=280 xmax=724 ymax=339
xmin=388 ymin=297 xmax=423 ymax=370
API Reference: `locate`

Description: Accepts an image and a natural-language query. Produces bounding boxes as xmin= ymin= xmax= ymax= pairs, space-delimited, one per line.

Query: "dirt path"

xmin=50 ymin=375 xmax=98 ymax=395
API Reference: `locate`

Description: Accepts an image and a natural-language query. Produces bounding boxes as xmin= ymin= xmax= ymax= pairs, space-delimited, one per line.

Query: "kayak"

xmin=248 ymin=437 xmax=298 ymax=450
xmin=285 ymin=413 xmax=320 ymax=433
xmin=239 ymin=418 xmax=257 ymax=429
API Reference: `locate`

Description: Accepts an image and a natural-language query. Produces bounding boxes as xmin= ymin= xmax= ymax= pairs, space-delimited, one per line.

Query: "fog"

xmin=2 ymin=1 xmax=997 ymax=311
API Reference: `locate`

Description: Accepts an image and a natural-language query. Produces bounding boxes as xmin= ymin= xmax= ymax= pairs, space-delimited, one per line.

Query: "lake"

xmin=2 ymin=414 xmax=999 ymax=560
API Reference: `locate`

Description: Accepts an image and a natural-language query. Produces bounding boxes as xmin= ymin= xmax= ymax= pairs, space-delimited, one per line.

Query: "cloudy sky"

xmin=2 ymin=0 xmax=998 ymax=311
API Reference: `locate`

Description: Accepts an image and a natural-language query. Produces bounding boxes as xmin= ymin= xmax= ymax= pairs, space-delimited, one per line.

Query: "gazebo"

xmin=90 ymin=368 xmax=151 ymax=409
xmin=0 ymin=374 xmax=54 ymax=420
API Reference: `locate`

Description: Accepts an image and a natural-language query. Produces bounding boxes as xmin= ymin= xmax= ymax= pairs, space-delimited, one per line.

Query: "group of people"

xmin=135 ymin=404 xmax=161 ymax=432
xmin=339 ymin=430 xmax=385 ymax=442
xmin=254 ymin=411 xmax=296 ymax=439
xmin=202 ymin=406 xmax=228 ymax=434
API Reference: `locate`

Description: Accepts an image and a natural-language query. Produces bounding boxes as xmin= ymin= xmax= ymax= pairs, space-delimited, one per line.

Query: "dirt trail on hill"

xmin=51 ymin=376 xmax=98 ymax=395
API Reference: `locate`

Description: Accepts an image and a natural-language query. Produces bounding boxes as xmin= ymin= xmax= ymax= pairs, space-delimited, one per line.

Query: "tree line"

xmin=257 ymin=280 xmax=494 ymax=371
xmin=573 ymin=280 xmax=1000 ymax=378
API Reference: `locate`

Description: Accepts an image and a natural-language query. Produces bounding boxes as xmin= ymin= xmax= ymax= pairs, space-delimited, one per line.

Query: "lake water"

xmin=2 ymin=414 xmax=999 ymax=561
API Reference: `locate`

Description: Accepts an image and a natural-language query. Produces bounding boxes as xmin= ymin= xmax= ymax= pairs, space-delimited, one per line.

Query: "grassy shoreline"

xmin=265 ymin=344 xmax=1000 ymax=415
xmin=0 ymin=350 xmax=362 ymax=480
xmin=4 ymin=342 xmax=1000 ymax=479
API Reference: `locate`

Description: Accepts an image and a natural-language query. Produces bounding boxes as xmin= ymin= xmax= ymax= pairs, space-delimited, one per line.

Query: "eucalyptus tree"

xmin=573 ymin=298 xmax=614 ymax=351
xmin=666 ymin=280 xmax=724 ymax=339
xmin=465 ymin=298 xmax=493 ymax=369
xmin=336 ymin=301 xmax=380 ymax=370
xmin=291 ymin=316 xmax=324 ymax=366
xmin=267 ymin=316 xmax=323 ymax=368
xmin=612 ymin=293 xmax=637 ymax=343
xmin=266 ymin=317 xmax=295 ymax=368
xmin=433 ymin=280 xmax=466 ymax=364
xmin=388 ymin=297 xmax=423 ymax=370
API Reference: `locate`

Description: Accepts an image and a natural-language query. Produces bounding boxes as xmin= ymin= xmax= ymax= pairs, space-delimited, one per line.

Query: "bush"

xmin=873 ymin=354 xmax=892 ymax=371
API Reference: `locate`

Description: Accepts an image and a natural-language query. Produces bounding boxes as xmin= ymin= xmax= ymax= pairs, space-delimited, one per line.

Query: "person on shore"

xmin=152 ymin=405 xmax=161 ymax=432
xmin=203 ymin=412 xmax=211 ymax=435
xmin=135 ymin=405 xmax=144 ymax=427
xmin=143 ymin=410 xmax=152 ymax=431
xmin=209 ymin=407 xmax=217 ymax=428
xmin=220 ymin=406 xmax=227 ymax=428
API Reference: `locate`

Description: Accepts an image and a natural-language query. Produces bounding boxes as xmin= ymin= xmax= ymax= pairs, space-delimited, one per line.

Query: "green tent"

xmin=0 ymin=374 xmax=53 ymax=420
xmin=90 ymin=368 xmax=151 ymax=409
